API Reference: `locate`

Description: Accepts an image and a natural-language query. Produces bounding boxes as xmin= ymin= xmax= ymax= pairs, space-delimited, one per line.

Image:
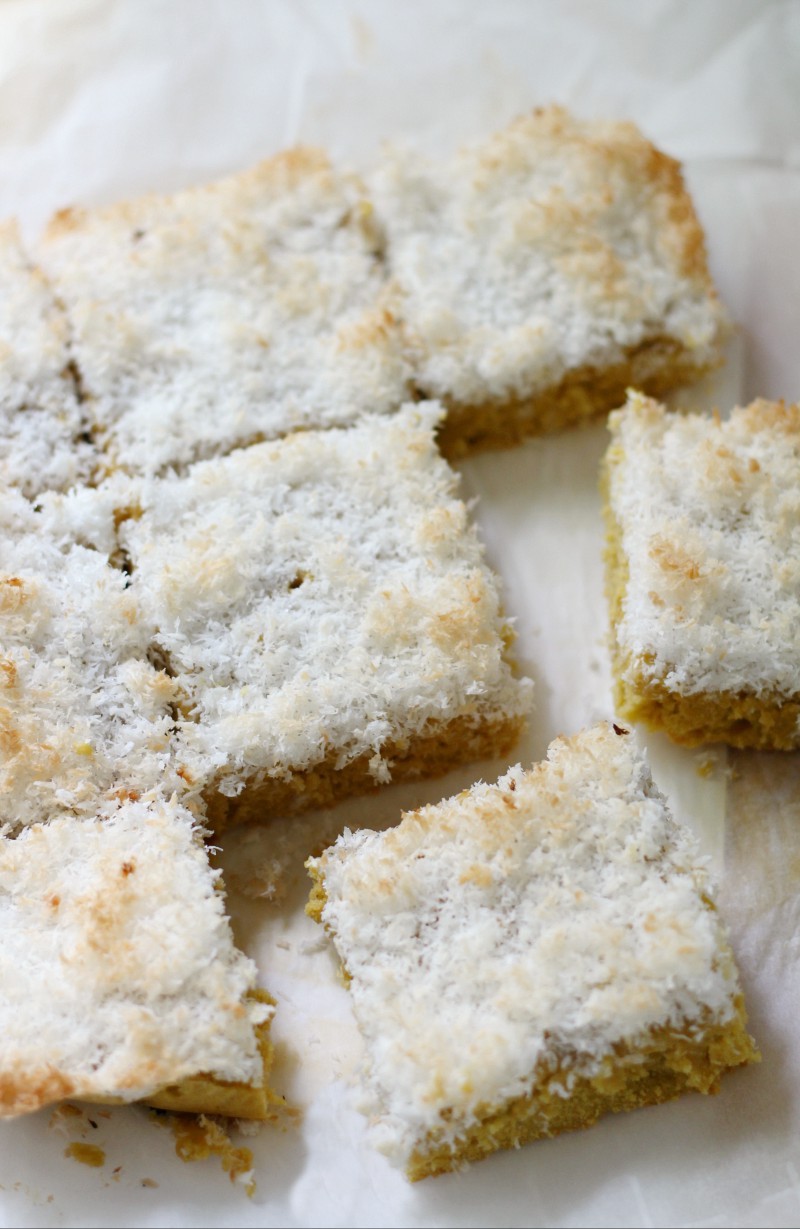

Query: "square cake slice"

xmin=0 ymin=792 xmax=275 ymax=1119
xmin=307 ymin=723 xmax=758 ymax=1180
xmin=604 ymin=392 xmax=800 ymax=748
xmin=38 ymin=149 xmax=410 ymax=478
xmin=0 ymin=221 xmax=94 ymax=497
xmin=371 ymin=106 xmax=727 ymax=457
xmin=120 ymin=403 xmax=531 ymax=829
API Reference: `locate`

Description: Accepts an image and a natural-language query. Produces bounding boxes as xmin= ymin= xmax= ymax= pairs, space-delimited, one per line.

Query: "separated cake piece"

xmin=120 ymin=404 xmax=531 ymax=829
xmin=38 ymin=149 xmax=410 ymax=478
xmin=307 ymin=723 xmax=757 ymax=1180
xmin=0 ymin=222 xmax=94 ymax=497
xmin=371 ymin=106 xmax=727 ymax=456
xmin=604 ymin=392 xmax=800 ymax=748
xmin=0 ymin=792 xmax=275 ymax=1119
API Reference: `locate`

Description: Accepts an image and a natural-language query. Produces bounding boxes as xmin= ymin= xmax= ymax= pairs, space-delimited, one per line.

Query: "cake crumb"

xmin=49 ymin=1103 xmax=84 ymax=1132
xmin=694 ymin=749 xmax=731 ymax=780
xmin=695 ymin=754 xmax=717 ymax=778
xmin=64 ymin=1142 xmax=105 ymax=1168
xmin=160 ymin=1113 xmax=257 ymax=1197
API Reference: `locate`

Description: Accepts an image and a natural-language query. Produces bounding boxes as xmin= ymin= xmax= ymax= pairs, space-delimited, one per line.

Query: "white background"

xmin=0 ymin=2 xmax=799 ymax=1226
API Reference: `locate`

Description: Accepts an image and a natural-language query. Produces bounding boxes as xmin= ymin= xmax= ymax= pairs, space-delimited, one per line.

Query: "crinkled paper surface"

xmin=1 ymin=2 xmax=799 ymax=1225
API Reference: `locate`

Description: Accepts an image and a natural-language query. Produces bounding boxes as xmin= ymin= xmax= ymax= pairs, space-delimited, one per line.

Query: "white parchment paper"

xmin=0 ymin=3 xmax=799 ymax=1225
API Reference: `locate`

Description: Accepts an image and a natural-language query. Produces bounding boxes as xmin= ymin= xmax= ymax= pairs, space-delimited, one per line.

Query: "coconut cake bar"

xmin=38 ymin=148 xmax=410 ymax=479
xmin=307 ymin=723 xmax=757 ymax=1179
xmin=604 ymin=392 xmax=800 ymax=748
xmin=119 ymin=403 xmax=532 ymax=829
xmin=0 ymin=794 xmax=275 ymax=1119
xmin=371 ymin=106 xmax=727 ymax=456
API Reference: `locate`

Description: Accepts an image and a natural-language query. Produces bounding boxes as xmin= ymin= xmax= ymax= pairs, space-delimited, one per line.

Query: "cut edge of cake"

xmin=436 ymin=334 xmax=718 ymax=459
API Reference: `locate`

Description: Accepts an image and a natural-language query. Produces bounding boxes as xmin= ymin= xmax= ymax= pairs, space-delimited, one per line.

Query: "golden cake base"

xmin=436 ymin=336 xmax=718 ymax=459
xmin=407 ymin=1006 xmax=758 ymax=1180
xmin=85 ymin=991 xmax=279 ymax=1121
xmin=603 ymin=480 xmax=800 ymax=749
xmin=307 ymin=878 xmax=758 ymax=1180
xmin=612 ymin=671 xmax=800 ymax=751
xmin=206 ymin=712 xmax=525 ymax=832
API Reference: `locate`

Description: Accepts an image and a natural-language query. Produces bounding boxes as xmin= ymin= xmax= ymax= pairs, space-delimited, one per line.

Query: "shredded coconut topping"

xmin=312 ymin=723 xmax=741 ymax=1167
xmin=0 ymin=793 xmax=270 ymax=1112
xmin=0 ymin=488 xmax=189 ymax=832
xmin=0 ymin=222 xmax=93 ymax=497
xmin=371 ymin=106 xmax=726 ymax=407
xmin=0 ymin=490 xmax=268 ymax=1113
xmin=608 ymin=392 xmax=800 ymax=696
xmin=120 ymin=404 xmax=531 ymax=792
xmin=38 ymin=149 xmax=410 ymax=477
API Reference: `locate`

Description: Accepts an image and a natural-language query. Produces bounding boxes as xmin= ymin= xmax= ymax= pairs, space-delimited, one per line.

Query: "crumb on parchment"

xmin=152 ymin=1112 xmax=259 ymax=1198
xmin=63 ymin=1142 xmax=105 ymax=1168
